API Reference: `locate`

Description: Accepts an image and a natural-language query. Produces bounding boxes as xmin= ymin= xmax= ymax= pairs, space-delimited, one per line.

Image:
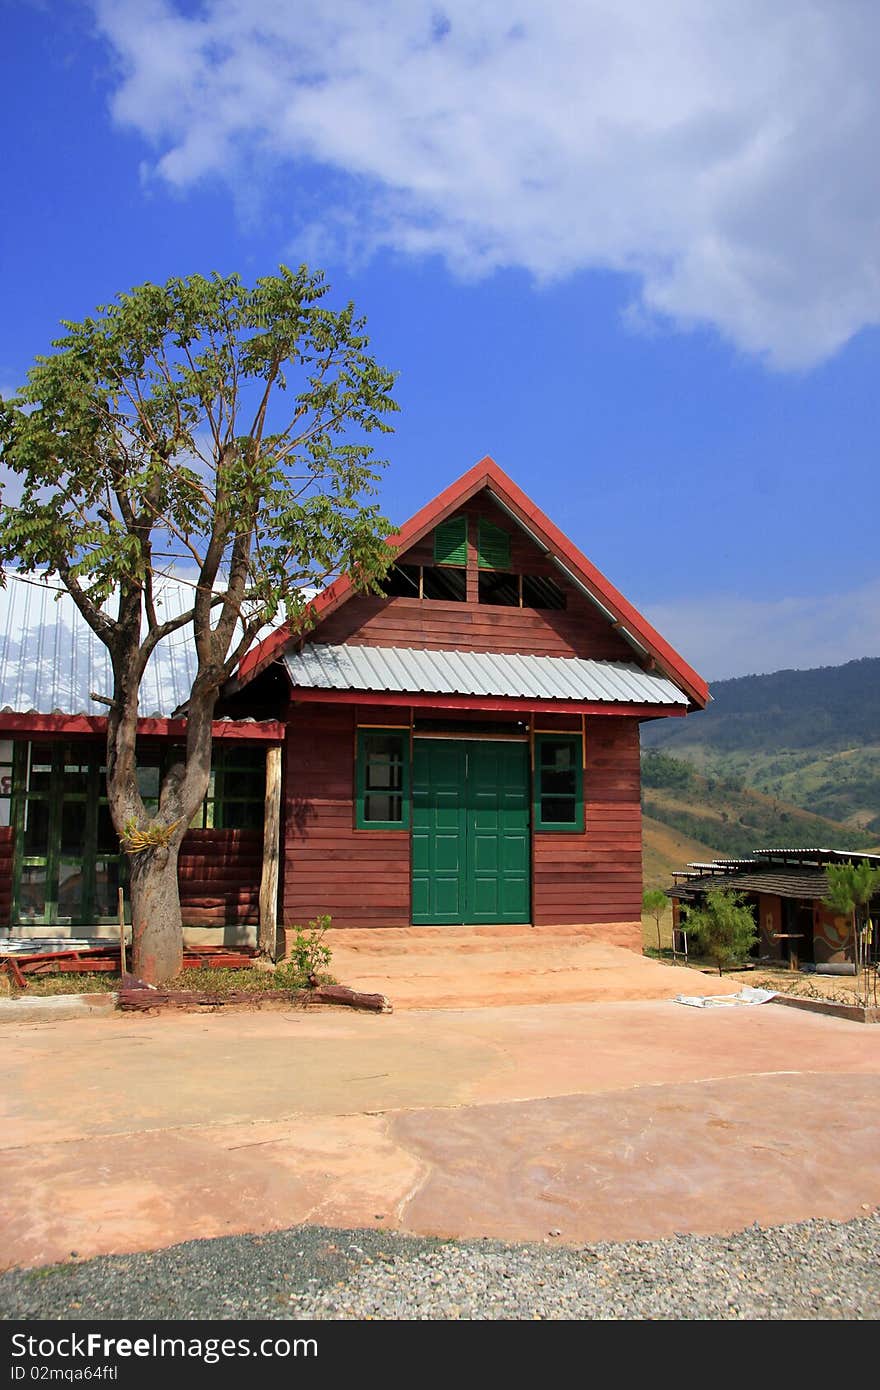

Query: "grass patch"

xmin=9 ymin=961 xmax=335 ymax=999
xmin=9 ymin=971 xmax=118 ymax=997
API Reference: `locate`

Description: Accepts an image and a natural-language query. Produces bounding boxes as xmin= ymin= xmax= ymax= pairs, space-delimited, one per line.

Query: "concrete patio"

xmin=1 ymin=993 xmax=878 ymax=1270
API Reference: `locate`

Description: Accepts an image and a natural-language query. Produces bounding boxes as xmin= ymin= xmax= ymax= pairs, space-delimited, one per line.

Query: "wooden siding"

xmin=0 ymin=826 xmax=12 ymax=929
xmin=178 ymin=828 xmax=262 ymax=927
xmin=311 ymin=496 xmax=635 ymax=662
xmin=533 ymin=717 xmax=642 ymax=926
xmin=283 ymin=706 xmax=411 ymax=928
xmin=282 ymin=709 xmax=643 ymax=931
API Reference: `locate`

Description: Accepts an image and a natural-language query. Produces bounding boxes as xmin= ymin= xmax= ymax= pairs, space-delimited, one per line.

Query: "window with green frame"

xmin=533 ymin=733 xmax=583 ymax=832
xmin=188 ymin=746 xmax=266 ymax=830
xmin=355 ymin=728 xmax=410 ymax=830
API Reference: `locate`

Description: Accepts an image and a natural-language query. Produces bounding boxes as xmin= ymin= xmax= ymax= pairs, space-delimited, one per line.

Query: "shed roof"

xmin=283 ymin=643 xmax=687 ymax=706
xmin=0 ymin=571 xmax=199 ymax=718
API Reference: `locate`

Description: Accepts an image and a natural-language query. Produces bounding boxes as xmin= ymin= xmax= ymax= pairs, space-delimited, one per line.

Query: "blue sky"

xmin=2 ymin=1 xmax=879 ymax=680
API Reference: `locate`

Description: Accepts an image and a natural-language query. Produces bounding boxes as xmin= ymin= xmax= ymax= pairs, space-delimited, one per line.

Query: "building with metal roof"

xmin=668 ymin=847 xmax=880 ymax=972
xmin=282 ymin=643 xmax=687 ymax=708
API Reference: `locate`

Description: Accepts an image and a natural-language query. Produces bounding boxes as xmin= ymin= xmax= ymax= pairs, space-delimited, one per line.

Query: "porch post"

xmin=258 ymin=743 xmax=282 ymax=960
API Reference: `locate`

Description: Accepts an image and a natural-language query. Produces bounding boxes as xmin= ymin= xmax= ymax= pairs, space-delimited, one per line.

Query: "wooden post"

xmin=117 ymin=886 xmax=127 ymax=975
xmin=259 ymin=744 xmax=282 ymax=961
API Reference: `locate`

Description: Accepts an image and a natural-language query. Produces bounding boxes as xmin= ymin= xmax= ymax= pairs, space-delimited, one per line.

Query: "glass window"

xmin=534 ymin=734 xmax=583 ymax=832
xmin=356 ymin=730 xmax=410 ymax=829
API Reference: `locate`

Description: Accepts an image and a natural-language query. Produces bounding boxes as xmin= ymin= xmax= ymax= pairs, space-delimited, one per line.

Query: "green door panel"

xmin=411 ymin=739 xmax=530 ymax=925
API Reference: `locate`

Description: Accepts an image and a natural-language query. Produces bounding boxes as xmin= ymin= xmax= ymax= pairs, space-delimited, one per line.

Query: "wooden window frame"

xmin=533 ymin=733 xmax=584 ymax=833
xmin=355 ymin=727 xmax=411 ymax=831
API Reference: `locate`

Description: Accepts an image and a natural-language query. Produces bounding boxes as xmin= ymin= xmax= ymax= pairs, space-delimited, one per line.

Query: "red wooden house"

xmin=0 ymin=458 xmax=708 ymax=951
xmin=230 ymin=457 xmax=709 ymax=947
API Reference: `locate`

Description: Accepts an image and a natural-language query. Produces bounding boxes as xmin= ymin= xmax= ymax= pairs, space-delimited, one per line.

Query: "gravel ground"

xmin=2 ymin=1214 xmax=877 ymax=1321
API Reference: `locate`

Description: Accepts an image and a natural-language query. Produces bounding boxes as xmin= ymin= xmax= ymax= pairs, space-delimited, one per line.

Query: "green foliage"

xmin=279 ymin=914 xmax=333 ymax=984
xmin=642 ymin=887 xmax=669 ymax=952
xmin=641 ymin=751 xmax=695 ymax=790
xmin=0 ymin=265 xmax=399 ymax=664
xmin=822 ymin=860 xmax=880 ymax=919
xmin=684 ymin=889 xmax=758 ymax=976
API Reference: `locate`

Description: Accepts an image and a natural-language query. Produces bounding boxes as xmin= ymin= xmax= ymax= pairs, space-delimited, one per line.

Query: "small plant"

xmin=822 ymin=859 xmax=880 ymax=1006
xmin=122 ymin=818 xmax=181 ymax=854
xmin=278 ymin=915 xmax=333 ymax=987
xmin=642 ymin=888 xmax=669 ymax=953
xmin=684 ymin=889 xmax=758 ymax=976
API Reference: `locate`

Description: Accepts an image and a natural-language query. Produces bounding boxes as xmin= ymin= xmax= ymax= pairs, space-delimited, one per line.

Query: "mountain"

xmin=639 ymin=750 xmax=876 ymax=890
xmin=641 ymin=657 xmax=880 ymax=834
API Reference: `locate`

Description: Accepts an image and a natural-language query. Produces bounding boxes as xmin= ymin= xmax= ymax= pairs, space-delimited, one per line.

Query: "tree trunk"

xmin=129 ymin=843 xmax=185 ymax=984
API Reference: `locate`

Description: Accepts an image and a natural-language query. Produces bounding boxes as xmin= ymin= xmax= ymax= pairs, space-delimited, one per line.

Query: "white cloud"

xmin=94 ymin=1 xmax=880 ymax=368
xmin=644 ymin=580 xmax=880 ymax=681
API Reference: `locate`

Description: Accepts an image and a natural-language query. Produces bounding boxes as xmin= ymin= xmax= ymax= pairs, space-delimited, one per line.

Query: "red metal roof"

xmin=237 ymin=456 xmax=710 ymax=707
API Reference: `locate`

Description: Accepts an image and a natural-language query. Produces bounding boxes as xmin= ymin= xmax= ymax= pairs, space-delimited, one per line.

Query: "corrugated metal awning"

xmin=283 ymin=643 xmax=688 ymax=706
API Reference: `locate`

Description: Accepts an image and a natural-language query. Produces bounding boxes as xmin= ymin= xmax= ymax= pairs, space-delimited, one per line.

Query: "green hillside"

xmin=641 ymin=750 xmax=876 ymax=871
xmin=642 ymin=657 xmax=880 ymax=833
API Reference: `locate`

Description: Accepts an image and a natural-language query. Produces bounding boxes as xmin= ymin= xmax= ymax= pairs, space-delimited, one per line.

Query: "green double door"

xmin=412 ymin=738 xmax=530 ymax=925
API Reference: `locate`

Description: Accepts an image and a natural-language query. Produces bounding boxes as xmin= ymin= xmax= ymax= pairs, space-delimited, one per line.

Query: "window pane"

xmin=540 ymin=796 xmax=577 ymax=823
xmin=57 ymin=862 xmax=84 ymax=919
xmin=422 ymin=566 xmax=466 ymax=601
xmin=381 ymin=563 xmax=421 ymax=598
xmin=541 ymin=740 xmax=572 ymax=767
xmin=478 ymin=572 xmax=519 ymax=606
xmin=97 ymin=802 xmax=118 ymax=853
xmin=61 ymin=800 xmax=86 ymax=856
xmin=19 ymin=865 xmax=47 ymax=919
xmin=23 ymin=799 xmax=50 ymax=854
xmin=28 ymin=746 xmax=53 ymax=793
xmin=367 ymin=761 xmax=402 ymax=791
xmin=365 ymin=793 xmax=402 ymax=823
xmin=522 ymin=575 xmax=566 ymax=610
xmin=63 ymin=762 xmax=90 ymax=796
xmin=94 ymin=859 xmax=122 ymax=918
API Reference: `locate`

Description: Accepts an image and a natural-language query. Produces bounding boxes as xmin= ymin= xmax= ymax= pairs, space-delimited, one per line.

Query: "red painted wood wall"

xmin=283 ymin=704 xmax=410 ymax=928
xmin=178 ymin=828 xmax=262 ymax=928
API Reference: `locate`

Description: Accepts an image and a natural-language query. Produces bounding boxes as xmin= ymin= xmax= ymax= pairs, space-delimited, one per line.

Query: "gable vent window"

xmin=422 ymin=566 xmax=466 ymax=601
xmin=381 ymin=563 xmax=421 ymax=598
xmin=477 ymin=519 xmax=511 ymax=570
xmin=434 ymin=517 xmax=468 ymax=566
xmin=522 ymin=574 xmax=566 ymax=610
xmin=478 ymin=571 xmax=519 ymax=606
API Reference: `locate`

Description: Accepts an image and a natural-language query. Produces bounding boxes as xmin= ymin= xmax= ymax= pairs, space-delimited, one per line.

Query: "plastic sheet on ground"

xmin=674 ymin=986 xmax=777 ymax=1008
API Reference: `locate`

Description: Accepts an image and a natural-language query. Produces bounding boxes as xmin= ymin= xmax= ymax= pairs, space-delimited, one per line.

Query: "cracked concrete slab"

xmin=1 ymin=999 xmax=878 ymax=1270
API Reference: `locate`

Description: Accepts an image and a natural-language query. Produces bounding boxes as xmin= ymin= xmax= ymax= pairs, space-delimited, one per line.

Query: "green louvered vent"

xmin=433 ymin=516 xmax=468 ymax=566
xmin=477 ymin=519 xmax=511 ymax=570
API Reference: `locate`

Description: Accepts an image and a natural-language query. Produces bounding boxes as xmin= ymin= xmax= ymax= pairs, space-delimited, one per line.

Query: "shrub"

xmin=684 ymin=889 xmax=758 ymax=976
xmin=278 ymin=914 xmax=333 ymax=986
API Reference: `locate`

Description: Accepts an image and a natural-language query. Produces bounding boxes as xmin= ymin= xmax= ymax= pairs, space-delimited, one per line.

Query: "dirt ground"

xmin=2 ymin=979 xmax=878 ymax=1271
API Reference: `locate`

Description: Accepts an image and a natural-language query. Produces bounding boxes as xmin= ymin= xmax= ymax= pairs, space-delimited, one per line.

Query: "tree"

xmin=684 ymin=889 xmax=757 ymax=976
xmin=0 ymin=268 xmax=398 ymax=983
xmin=642 ymin=888 xmax=669 ymax=953
xmin=822 ymin=859 xmax=880 ymax=1005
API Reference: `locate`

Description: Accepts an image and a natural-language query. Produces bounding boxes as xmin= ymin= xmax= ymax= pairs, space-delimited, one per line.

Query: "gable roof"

xmin=236 ymin=456 xmax=709 ymax=707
